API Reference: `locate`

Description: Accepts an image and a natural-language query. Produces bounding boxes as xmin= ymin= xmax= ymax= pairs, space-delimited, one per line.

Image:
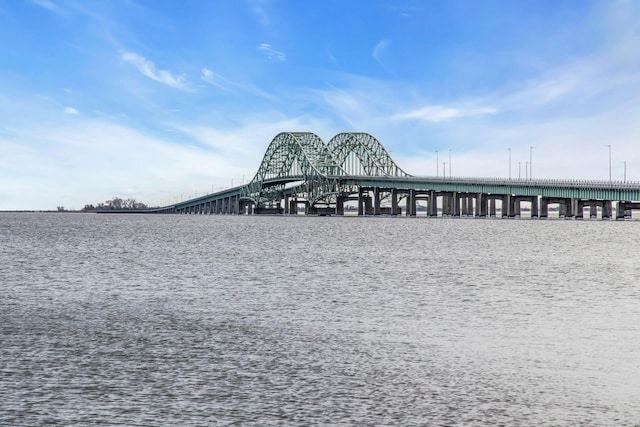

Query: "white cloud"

xmin=201 ymin=67 xmax=273 ymax=99
xmin=121 ymin=51 xmax=191 ymax=91
xmin=248 ymin=0 xmax=270 ymax=27
xmin=64 ymin=107 xmax=79 ymax=115
xmin=257 ymin=43 xmax=286 ymax=61
xmin=201 ymin=68 xmax=233 ymax=92
xmin=27 ymin=0 xmax=65 ymax=15
xmin=393 ymin=105 xmax=498 ymax=122
xmin=372 ymin=39 xmax=390 ymax=65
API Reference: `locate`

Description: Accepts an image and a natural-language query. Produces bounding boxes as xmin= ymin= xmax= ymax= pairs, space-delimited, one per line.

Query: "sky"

xmin=1 ymin=0 xmax=640 ymax=210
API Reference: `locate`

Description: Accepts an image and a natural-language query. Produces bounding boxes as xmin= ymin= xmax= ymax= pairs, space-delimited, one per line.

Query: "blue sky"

xmin=1 ymin=0 xmax=640 ymax=209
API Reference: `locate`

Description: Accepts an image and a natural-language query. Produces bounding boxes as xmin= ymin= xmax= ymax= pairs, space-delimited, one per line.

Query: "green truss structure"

xmin=242 ymin=132 xmax=408 ymax=208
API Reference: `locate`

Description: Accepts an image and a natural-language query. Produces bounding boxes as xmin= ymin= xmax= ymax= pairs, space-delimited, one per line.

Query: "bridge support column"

xmin=590 ymin=204 xmax=597 ymax=218
xmin=284 ymin=196 xmax=289 ymax=215
xmin=407 ymin=190 xmax=416 ymax=216
xmin=364 ymin=196 xmax=373 ymax=215
xmin=559 ymin=200 xmax=567 ymax=218
xmin=358 ymin=187 xmax=365 ymax=216
xmin=576 ymin=200 xmax=584 ymax=219
xmin=531 ymin=196 xmax=539 ymax=218
xmin=514 ymin=199 xmax=521 ymax=217
xmin=444 ymin=193 xmax=454 ymax=216
xmin=477 ymin=193 xmax=486 ymax=217
xmin=616 ymin=201 xmax=625 ymax=220
xmin=501 ymin=195 xmax=509 ymax=218
xmin=568 ymin=198 xmax=576 ymax=219
xmin=453 ymin=192 xmax=461 ymax=217
xmin=429 ymin=191 xmax=438 ymax=217
xmin=489 ymin=198 xmax=496 ymax=217
xmin=391 ymin=189 xmax=398 ymax=216
xmin=602 ymin=201 xmax=612 ymax=219
xmin=461 ymin=196 xmax=469 ymax=216
xmin=373 ymin=187 xmax=381 ymax=215
xmin=336 ymin=196 xmax=345 ymax=216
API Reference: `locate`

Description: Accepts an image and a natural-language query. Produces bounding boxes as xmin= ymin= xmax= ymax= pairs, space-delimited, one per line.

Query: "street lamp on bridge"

xmin=518 ymin=161 xmax=521 ymax=180
xmin=606 ymin=144 xmax=612 ymax=182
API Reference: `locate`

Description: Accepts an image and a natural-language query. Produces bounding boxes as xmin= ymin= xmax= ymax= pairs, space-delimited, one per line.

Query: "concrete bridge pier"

xmin=407 ymin=189 xmax=417 ymax=216
xmin=575 ymin=200 xmax=585 ymax=219
xmin=531 ymin=196 xmax=539 ymax=218
xmin=460 ymin=196 xmax=471 ymax=216
xmin=440 ymin=194 xmax=447 ymax=216
xmin=391 ymin=189 xmax=398 ymax=216
xmin=364 ymin=196 xmax=373 ymax=215
xmin=589 ymin=204 xmax=597 ymax=218
xmin=429 ymin=190 xmax=438 ymax=217
xmin=489 ymin=198 xmax=496 ymax=217
xmin=358 ymin=188 xmax=365 ymax=216
xmin=616 ymin=201 xmax=624 ymax=219
xmin=336 ymin=196 xmax=345 ymax=216
xmin=603 ymin=201 xmax=612 ymax=219
xmin=453 ymin=192 xmax=461 ymax=217
xmin=477 ymin=193 xmax=488 ymax=217
xmin=374 ymin=187 xmax=381 ymax=215
xmin=514 ymin=199 xmax=521 ymax=217
xmin=558 ymin=201 xmax=566 ymax=218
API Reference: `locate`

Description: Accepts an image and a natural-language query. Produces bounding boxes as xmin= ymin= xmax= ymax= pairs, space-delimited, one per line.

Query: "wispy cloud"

xmin=64 ymin=107 xmax=79 ymax=115
xmin=372 ymin=39 xmax=390 ymax=66
xmin=248 ymin=0 xmax=270 ymax=27
xmin=393 ymin=105 xmax=498 ymax=122
xmin=121 ymin=51 xmax=191 ymax=91
xmin=257 ymin=43 xmax=286 ymax=61
xmin=27 ymin=0 xmax=65 ymax=15
xmin=201 ymin=68 xmax=233 ymax=92
xmin=201 ymin=67 xmax=273 ymax=99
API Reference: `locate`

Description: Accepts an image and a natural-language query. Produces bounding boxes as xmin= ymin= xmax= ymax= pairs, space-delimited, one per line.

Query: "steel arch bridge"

xmin=241 ymin=131 xmax=410 ymax=209
xmin=147 ymin=131 xmax=640 ymax=219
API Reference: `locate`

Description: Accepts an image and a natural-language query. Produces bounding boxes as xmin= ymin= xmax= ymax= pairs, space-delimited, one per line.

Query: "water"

xmin=1 ymin=213 xmax=640 ymax=426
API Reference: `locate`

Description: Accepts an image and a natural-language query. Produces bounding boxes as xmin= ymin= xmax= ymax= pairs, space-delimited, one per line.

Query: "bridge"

xmin=151 ymin=132 xmax=640 ymax=219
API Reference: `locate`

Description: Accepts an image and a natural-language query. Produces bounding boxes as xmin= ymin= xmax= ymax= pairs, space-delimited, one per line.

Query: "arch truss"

xmin=242 ymin=132 xmax=410 ymax=209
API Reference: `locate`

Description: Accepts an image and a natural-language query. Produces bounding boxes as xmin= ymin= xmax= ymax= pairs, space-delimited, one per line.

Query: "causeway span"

xmin=142 ymin=132 xmax=640 ymax=219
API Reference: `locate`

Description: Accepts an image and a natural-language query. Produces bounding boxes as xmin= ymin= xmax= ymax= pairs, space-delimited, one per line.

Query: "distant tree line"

xmin=83 ymin=197 xmax=149 ymax=211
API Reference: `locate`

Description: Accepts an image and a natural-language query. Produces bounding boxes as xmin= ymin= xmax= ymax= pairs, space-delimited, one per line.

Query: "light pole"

xmin=518 ymin=161 xmax=521 ymax=180
xmin=526 ymin=161 xmax=529 ymax=180
xmin=508 ymin=148 xmax=511 ymax=180
xmin=436 ymin=150 xmax=439 ymax=177
xmin=448 ymin=149 xmax=452 ymax=178
xmin=622 ymin=161 xmax=627 ymax=182
xmin=606 ymin=144 xmax=611 ymax=182
xmin=529 ymin=146 xmax=534 ymax=180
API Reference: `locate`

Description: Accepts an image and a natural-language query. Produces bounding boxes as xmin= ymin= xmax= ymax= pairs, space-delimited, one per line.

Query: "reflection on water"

xmin=1 ymin=213 xmax=639 ymax=426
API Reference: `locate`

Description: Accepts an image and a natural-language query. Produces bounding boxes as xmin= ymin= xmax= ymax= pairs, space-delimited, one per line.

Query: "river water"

xmin=1 ymin=213 xmax=640 ymax=426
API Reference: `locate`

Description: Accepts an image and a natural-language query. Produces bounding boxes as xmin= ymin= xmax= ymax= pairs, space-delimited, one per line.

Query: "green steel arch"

xmin=252 ymin=132 xmax=342 ymax=181
xmin=328 ymin=132 xmax=410 ymax=177
xmin=244 ymin=132 xmax=343 ymax=206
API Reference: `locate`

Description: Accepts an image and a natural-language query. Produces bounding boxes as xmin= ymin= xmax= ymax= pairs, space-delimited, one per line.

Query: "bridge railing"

xmin=374 ymin=175 xmax=640 ymax=190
